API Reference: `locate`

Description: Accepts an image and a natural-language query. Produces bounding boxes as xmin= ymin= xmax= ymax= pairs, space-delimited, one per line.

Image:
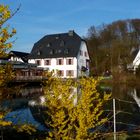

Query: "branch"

xmin=3 ymin=4 xmax=21 ymax=24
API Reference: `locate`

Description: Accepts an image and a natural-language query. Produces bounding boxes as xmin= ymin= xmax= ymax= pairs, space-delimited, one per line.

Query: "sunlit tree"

xmin=44 ymin=75 xmax=111 ymax=139
xmin=86 ymin=19 xmax=140 ymax=75
xmin=0 ymin=4 xmax=18 ymax=87
xmin=0 ymin=4 xmax=17 ymax=57
xmin=0 ymin=4 xmax=18 ymax=128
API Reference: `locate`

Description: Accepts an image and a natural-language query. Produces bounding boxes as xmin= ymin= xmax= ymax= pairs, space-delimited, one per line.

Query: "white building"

xmin=9 ymin=51 xmax=29 ymax=63
xmin=133 ymin=49 xmax=140 ymax=70
xmin=28 ymin=30 xmax=90 ymax=78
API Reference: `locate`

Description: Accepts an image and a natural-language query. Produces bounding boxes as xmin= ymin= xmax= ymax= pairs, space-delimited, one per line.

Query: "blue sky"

xmin=1 ymin=0 xmax=140 ymax=52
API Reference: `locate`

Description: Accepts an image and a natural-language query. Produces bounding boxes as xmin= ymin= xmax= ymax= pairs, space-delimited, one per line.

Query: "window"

xmin=66 ymin=70 xmax=74 ymax=76
xmin=55 ymin=50 xmax=58 ymax=54
xmin=57 ymin=70 xmax=64 ymax=77
xmin=50 ymin=49 xmax=54 ymax=55
xmin=66 ymin=58 xmax=73 ymax=65
xmin=84 ymin=52 xmax=87 ymax=57
xmin=80 ymin=50 xmax=83 ymax=56
xmin=64 ymin=48 xmax=69 ymax=54
xmin=57 ymin=59 xmax=63 ymax=65
xmin=58 ymin=49 xmax=62 ymax=53
xmin=60 ymin=40 xmax=65 ymax=46
xmin=86 ymin=59 xmax=89 ymax=68
xmin=55 ymin=36 xmax=59 ymax=39
xmin=37 ymin=50 xmax=41 ymax=55
xmin=45 ymin=59 xmax=51 ymax=65
xmin=36 ymin=60 xmax=41 ymax=66
xmin=47 ymin=43 xmax=51 ymax=47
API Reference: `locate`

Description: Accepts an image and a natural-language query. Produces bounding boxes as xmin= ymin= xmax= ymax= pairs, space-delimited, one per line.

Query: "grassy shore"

xmin=100 ymin=72 xmax=140 ymax=87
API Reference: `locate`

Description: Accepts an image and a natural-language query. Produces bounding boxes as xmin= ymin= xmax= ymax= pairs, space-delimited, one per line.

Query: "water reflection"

xmin=5 ymin=108 xmax=46 ymax=131
xmin=0 ymin=85 xmax=46 ymax=131
xmin=28 ymin=96 xmax=45 ymax=106
xmin=103 ymin=84 xmax=140 ymax=133
xmin=1 ymin=84 xmax=140 ymax=134
xmin=129 ymin=88 xmax=140 ymax=108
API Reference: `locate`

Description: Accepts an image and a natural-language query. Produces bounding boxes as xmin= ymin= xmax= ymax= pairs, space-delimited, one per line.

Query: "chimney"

xmin=68 ymin=30 xmax=74 ymax=36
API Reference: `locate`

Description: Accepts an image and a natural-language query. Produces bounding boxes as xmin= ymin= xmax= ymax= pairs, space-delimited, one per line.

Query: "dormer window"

xmin=37 ymin=50 xmax=41 ymax=55
xmin=47 ymin=43 xmax=51 ymax=47
xmin=58 ymin=49 xmax=62 ymax=53
xmin=60 ymin=40 xmax=65 ymax=46
xmin=64 ymin=48 xmax=69 ymax=54
xmin=68 ymin=30 xmax=74 ymax=36
xmin=50 ymin=49 xmax=54 ymax=55
xmin=56 ymin=36 xmax=59 ymax=39
xmin=55 ymin=50 xmax=57 ymax=54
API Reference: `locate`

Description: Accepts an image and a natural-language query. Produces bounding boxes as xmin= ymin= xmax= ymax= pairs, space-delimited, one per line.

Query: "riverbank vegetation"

xmin=1 ymin=2 xmax=140 ymax=140
xmin=86 ymin=19 xmax=140 ymax=83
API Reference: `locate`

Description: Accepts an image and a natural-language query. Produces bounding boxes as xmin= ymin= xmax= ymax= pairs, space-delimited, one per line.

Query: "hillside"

xmin=86 ymin=19 xmax=140 ymax=76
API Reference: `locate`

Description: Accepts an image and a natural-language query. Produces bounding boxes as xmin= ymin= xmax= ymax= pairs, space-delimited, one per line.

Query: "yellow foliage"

xmin=0 ymin=63 xmax=15 ymax=87
xmin=44 ymin=74 xmax=111 ymax=140
xmin=0 ymin=4 xmax=16 ymax=87
xmin=14 ymin=124 xmax=36 ymax=135
xmin=0 ymin=3 xmax=36 ymax=137
xmin=0 ymin=112 xmax=12 ymax=127
xmin=0 ymin=4 xmax=16 ymax=57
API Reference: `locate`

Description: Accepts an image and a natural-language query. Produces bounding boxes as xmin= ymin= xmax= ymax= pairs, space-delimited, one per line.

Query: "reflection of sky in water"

xmin=2 ymin=85 xmax=140 ymax=133
xmin=0 ymin=86 xmax=47 ymax=131
xmin=4 ymin=108 xmax=47 ymax=131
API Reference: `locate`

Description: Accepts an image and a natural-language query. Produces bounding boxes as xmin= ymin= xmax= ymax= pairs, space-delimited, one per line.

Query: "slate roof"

xmin=29 ymin=30 xmax=83 ymax=59
xmin=9 ymin=51 xmax=29 ymax=62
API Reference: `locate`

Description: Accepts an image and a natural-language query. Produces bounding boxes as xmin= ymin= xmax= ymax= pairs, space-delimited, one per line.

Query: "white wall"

xmin=133 ymin=49 xmax=140 ymax=69
xmin=10 ymin=56 xmax=24 ymax=63
xmin=77 ymin=41 xmax=90 ymax=77
xmin=28 ymin=41 xmax=90 ymax=78
xmin=28 ymin=57 xmax=78 ymax=78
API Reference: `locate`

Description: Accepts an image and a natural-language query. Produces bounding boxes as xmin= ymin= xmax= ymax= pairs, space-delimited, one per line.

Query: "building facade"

xmin=28 ymin=30 xmax=90 ymax=78
xmin=9 ymin=51 xmax=29 ymax=63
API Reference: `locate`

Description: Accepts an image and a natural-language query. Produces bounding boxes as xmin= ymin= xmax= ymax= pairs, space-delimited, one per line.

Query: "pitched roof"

xmin=9 ymin=51 xmax=29 ymax=62
xmin=29 ymin=30 xmax=83 ymax=59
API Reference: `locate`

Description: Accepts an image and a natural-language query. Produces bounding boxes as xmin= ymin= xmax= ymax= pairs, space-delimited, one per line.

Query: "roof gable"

xmin=9 ymin=51 xmax=29 ymax=62
xmin=29 ymin=31 xmax=83 ymax=59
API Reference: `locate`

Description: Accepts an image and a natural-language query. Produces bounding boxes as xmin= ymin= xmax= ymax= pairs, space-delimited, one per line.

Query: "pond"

xmin=101 ymin=84 xmax=140 ymax=135
xmin=0 ymin=83 xmax=140 ymax=139
xmin=0 ymin=85 xmax=47 ymax=140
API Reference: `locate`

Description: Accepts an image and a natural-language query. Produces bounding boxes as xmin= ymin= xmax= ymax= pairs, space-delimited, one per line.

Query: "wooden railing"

xmin=14 ymin=76 xmax=47 ymax=82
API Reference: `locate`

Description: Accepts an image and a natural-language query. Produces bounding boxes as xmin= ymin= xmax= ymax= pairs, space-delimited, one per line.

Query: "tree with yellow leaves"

xmin=44 ymin=76 xmax=111 ymax=140
xmin=0 ymin=4 xmax=18 ymax=87
xmin=0 ymin=7 xmax=19 ymax=140
xmin=0 ymin=4 xmax=36 ymax=136
xmin=0 ymin=4 xmax=17 ymax=57
xmin=0 ymin=4 xmax=18 ymax=129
